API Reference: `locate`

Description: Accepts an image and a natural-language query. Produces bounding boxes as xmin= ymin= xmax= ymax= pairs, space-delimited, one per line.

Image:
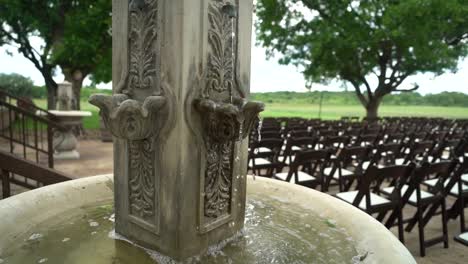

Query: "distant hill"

xmin=251 ymin=91 xmax=468 ymax=107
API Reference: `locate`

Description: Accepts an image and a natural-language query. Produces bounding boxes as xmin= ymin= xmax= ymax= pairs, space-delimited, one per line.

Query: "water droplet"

xmin=38 ymin=258 xmax=48 ymax=263
xmin=108 ymin=214 xmax=115 ymax=222
xmin=62 ymin=237 xmax=70 ymax=242
xmin=89 ymin=221 xmax=99 ymax=227
xmin=28 ymin=233 xmax=43 ymax=241
xmin=91 ymin=231 xmax=97 ymax=235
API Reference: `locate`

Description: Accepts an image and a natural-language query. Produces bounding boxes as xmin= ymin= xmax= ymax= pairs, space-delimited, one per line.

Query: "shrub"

xmin=0 ymin=73 xmax=35 ymax=98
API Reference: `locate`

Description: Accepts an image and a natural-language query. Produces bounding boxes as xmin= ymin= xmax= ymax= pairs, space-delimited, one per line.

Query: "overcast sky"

xmin=0 ymin=28 xmax=467 ymax=95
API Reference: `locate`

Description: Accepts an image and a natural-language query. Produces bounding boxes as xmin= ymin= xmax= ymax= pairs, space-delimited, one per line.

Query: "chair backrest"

xmin=405 ymin=161 xmax=458 ymax=204
xmin=385 ymin=133 xmax=406 ymax=144
xmin=355 ymin=133 xmax=379 ymax=147
xmin=249 ymin=138 xmax=284 ymax=160
xmin=431 ymin=138 xmax=460 ymax=162
xmin=337 ymin=146 xmax=371 ymax=172
xmin=371 ymin=142 xmax=403 ymax=167
xmin=321 ymin=135 xmax=350 ymax=151
xmin=355 ymin=164 xmax=416 ymax=209
xmin=289 ymin=129 xmax=310 ymax=138
xmin=285 ymin=149 xmax=332 ymax=183
xmin=281 ymin=136 xmax=318 ymax=164
xmin=260 ymin=131 xmax=282 ymax=140
xmin=318 ymin=129 xmax=338 ymax=138
xmin=404 ymin=140 xmax=436 ymax=164
xmin=443 ymin=159 xmax=468 ymax=198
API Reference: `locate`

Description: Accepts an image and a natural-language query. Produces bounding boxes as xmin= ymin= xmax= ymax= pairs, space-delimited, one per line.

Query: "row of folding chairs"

xmin=334 ymin=160 xmax=468 ymax=257
xmin=247 ymin=129 xmax=468 ymax=256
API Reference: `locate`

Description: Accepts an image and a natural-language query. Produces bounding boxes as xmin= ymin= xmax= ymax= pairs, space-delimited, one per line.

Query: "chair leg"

xmin=441 ymin=199 xmax=449 ymax=248
xmin=421 ymin=203 xmax=441 ymax=229
xmin=448 ymin=199 xmax=462 ymax=220
xmin=398 ymin=206 xmax=405 ymax=244
xmin=417 ymin=205 xmax=426 ymax=257
xmin=460 ymin=197 xmax=466 ymax=233
xmin=406 ymin=204 xmax=429 ymax=232
xmin=376 ymin=211 xmax=386 ymax=222
xmin=344 ymin=177 xmax=354 ymax=191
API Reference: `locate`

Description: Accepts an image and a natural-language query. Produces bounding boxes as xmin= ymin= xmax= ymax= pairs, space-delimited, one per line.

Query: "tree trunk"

xmin=63 ymin=69 xmax=86 ymax=110
xmin=44 ymin=77 xmax=57 ymax=110
xmin=365 ymin=97 xmax=382 ymax=121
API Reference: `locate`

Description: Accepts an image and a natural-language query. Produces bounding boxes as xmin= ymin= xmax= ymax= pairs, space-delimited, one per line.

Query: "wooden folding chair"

xmin=442 ymin=160 xmax=468 ymax=233
xmin=323 ymin=146 xmax=371 ymax=192
xmin=334 ymin=164 xmax=416 ymax=243
xmin=396 ymin=140 xmax=435 ymax=166
xmin=279 ymin=136 xmax=317 ymax=167
xmin=248 ymin=138 xmax=283 ymax=177
xmin=274 ymin=149 xmax=332 ymax=191
xmin=382 ymin=161 xmax=458 ymax=257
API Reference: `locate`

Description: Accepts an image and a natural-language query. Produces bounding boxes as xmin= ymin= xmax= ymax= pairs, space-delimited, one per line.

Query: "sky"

xmin=0 ymin=28 xmax=467 ymax=95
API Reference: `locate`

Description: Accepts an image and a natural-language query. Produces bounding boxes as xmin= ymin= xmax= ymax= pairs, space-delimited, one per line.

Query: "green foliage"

xmin=0 ymin=0 xmax=112 ymax=109
xmin=79 ymin=87 xmax=112 ymax=99
xmin=28 ymin=85 xmax=111 ymax=99
xmin=255 ymin=0 xmax=468 ymax=117
xmin=0 ymin=73 xmax=35 ymax=97
xmin=51 ymin=0 xmax=112 ymax=83
xmin=251 ymin=91 xmax=468 ymax=107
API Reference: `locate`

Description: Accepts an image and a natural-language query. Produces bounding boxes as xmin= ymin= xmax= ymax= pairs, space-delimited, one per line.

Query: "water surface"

xmin=0 ymin=194 xmax=361 ymax=264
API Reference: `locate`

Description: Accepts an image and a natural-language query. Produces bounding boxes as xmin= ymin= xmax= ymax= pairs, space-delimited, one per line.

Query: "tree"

xmin=0 ymin=0 xmax=62 ymax=109
xmin=255 ymin=0 xmax=468 ymax=119
xmin=0 ymin=0 xmax=111 ymax=110
xmin=0 ymin=73 xmax=34 ymax=97
xmin=52 ymin=0 xmax=112 ymax=110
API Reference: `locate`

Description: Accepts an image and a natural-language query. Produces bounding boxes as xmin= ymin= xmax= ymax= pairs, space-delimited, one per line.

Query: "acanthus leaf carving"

xmin=129 ymin=139 xmax=155 ymax=219
xmin=195 ymin=98 xmax=264 ymax=219
xmin=204 ymin=140 xmax=233 ymax=218
xmin=204 ymin=0 xmax=236 ymax=98
xmin=128 ymin=0 xmax=158 ymax=93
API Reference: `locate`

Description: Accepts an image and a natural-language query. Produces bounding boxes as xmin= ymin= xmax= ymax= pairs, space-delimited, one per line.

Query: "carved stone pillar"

xmin=90 ymin=0 xmax=263 ymax=260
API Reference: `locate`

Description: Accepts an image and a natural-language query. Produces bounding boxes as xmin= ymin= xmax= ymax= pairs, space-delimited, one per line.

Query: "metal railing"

xmin=0 ymin=89 xmax=64 ymax=168
xmin=0 ymin=150 xmax=71 ymax=198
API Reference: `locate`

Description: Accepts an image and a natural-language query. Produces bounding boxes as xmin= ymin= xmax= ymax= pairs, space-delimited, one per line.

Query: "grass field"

xmin=34 ymin=99 xmax=468 ymax=130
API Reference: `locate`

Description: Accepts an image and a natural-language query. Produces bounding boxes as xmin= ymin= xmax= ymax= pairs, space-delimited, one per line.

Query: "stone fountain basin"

xmin=0 ymin=175 xmax=415 ymax=263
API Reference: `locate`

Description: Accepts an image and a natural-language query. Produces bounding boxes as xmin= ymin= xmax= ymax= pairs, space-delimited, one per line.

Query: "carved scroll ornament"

xmin=89 ymin=93 xmax=166 ymax=140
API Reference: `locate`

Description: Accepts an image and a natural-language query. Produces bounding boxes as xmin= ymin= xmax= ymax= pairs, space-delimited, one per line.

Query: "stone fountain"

xmin=0 ymin=1 xmax=415 ymax=263
xmin=48 ymin=81 xmax=92 ymax=159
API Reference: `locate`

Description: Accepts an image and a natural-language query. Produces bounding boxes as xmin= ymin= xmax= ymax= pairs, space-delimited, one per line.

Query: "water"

xmin=0 ymin=195 xmax=361 ymax=264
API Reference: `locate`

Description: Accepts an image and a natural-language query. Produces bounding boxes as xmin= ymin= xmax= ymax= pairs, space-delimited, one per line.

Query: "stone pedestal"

xmin=53 ymin=130 xmax=80 ymax=159
xmin=49 ymin=110 xmax=92 ymax=160
xmin=90 ymin=0 xmax=263 ymax=260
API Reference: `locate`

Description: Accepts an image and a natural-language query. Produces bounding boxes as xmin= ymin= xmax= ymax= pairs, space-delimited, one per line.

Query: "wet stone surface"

xmin=0 ymin=195 xmax=361 ymax=264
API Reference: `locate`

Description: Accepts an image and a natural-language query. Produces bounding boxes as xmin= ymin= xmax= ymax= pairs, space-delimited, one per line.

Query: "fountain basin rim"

xmin=0 ymin=175 xmax=415 ymax=263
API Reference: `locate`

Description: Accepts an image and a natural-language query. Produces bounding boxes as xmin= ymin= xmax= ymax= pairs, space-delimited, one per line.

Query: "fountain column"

xmin=90 ymin=0 xmax=263 ymax=260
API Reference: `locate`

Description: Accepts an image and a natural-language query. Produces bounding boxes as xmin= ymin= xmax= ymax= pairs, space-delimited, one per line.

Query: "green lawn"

xmin=34 ymin=99 xmax=468 ymax=130
xmin=264 ymin=104 xmax=468 ymax=120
